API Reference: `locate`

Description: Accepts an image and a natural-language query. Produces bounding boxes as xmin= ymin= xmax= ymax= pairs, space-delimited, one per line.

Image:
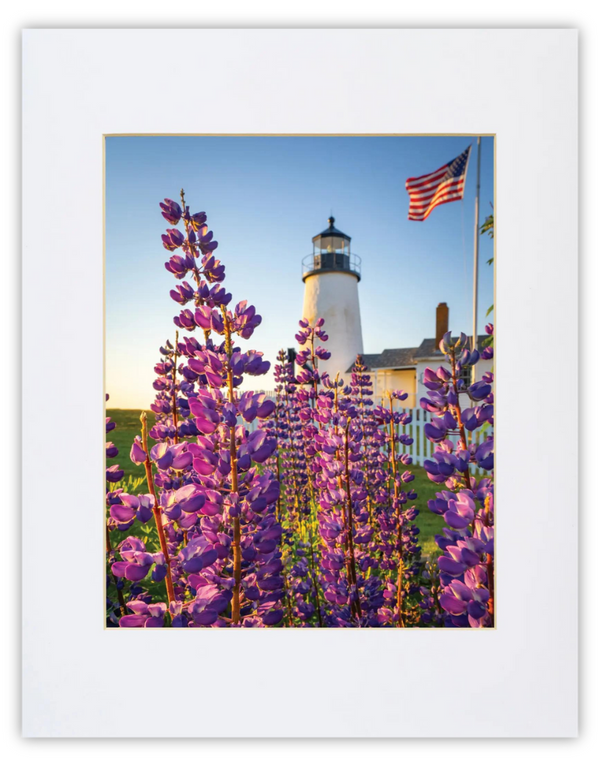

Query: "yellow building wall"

xmin=373 ymin=369 xmax=417 ymax=408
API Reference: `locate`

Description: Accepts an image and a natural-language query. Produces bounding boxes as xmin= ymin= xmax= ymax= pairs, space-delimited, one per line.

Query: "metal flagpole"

xmin=472 ymin=136 xmax=482 ymax=381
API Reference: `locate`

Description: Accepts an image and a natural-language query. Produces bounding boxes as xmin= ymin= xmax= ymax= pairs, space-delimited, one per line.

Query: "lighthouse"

xmin=301 ymin=217 xmax=363 ymax=379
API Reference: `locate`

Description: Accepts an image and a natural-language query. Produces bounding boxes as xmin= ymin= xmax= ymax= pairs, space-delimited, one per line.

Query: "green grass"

xmin=106 ymin=408 xmax=445 ymax=560
xmin=107 ymin=408 xmax=156 ymax=482
xmin=407 ymin=464 xmax=446 ymax=558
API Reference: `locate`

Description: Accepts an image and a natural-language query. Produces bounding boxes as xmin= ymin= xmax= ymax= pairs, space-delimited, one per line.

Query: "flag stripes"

xmin=406 ymin=146 xmax=471 ymax=221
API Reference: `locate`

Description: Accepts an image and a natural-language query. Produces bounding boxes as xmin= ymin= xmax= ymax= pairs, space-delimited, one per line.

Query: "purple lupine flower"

xmin=424 ymin=417 xmax=448 ymax=442
xmin=161 ymin=228 xmax=185 ymax=251
xmin=130 ymin=436 xmax=147 ymax=465
xmin=160 ymin=198 xmax=182 ymax=225
xmin=475 ymin=440 xmax=494 ymax=471
xmin=468 ymin=381 xmax=492 ymax=401
xmin=119 ymin=600 xmax=167 ymax=628
xmin=106 ymin=464 xmax=124 ymax=483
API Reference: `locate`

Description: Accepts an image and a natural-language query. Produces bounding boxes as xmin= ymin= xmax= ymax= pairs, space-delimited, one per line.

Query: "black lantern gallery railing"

xmin=301 ymin=251 xmax=362 ymax=282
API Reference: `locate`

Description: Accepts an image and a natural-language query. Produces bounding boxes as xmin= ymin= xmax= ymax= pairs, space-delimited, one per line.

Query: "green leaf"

xmin=480 ymin=212 xmax=494 ymax=239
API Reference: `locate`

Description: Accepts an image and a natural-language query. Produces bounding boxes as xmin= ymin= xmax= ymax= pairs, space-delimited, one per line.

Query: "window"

xmin=458 ymin=365 xmax=472 ymax=389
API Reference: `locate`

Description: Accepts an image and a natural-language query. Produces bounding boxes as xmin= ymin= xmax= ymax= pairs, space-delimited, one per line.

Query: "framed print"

xmin=22 ymin=28 xmax=577 ymax=737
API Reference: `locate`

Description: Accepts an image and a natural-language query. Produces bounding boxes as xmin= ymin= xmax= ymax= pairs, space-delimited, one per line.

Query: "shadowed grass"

xmin=407 ymin=464 xmax=446 ymax=558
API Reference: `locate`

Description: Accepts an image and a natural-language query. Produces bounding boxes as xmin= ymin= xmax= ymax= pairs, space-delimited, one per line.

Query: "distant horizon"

xmin=106 ymin=135 xmax=494 ymax=409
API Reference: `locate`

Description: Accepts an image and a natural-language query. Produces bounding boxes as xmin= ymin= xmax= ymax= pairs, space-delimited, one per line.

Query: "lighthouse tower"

xmin=301 ymin=217 xmax=363 ymax=379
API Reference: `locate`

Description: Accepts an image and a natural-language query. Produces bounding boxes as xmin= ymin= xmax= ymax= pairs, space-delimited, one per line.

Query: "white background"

xmin=4 ymin=1 xmax=597 ymax=761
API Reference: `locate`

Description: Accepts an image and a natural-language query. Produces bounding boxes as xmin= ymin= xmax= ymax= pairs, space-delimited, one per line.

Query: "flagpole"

xmin=472 ymin=136 xmax=482 ymax=380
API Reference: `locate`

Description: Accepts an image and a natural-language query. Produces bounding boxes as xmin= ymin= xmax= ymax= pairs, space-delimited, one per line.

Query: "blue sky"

xmin=106 ymin=135 xmax=494 ymax=409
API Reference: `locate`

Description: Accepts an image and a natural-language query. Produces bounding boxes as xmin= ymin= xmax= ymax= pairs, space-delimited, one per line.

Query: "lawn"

xmin=107 ymin=408 xmax=156 ymax=481
xmin=106 ymin=408 xmax=446 ymax=559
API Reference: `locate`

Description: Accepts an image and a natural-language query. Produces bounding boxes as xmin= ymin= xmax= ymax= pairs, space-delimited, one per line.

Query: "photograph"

xmin=104 ymin=134 xmax=495 ymax=629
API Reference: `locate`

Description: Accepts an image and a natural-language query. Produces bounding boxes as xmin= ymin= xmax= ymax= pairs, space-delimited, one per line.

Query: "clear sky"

xmin=106 ymin=135 xmax=494 ymax=409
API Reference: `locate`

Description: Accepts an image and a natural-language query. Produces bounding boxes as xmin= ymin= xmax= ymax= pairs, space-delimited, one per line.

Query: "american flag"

xmin=406 ymin=146 xmax=472 ymax=221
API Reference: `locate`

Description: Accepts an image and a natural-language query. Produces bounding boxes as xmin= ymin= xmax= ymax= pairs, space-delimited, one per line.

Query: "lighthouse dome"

xmin=313 ymin=216 xmax=351 ymax=245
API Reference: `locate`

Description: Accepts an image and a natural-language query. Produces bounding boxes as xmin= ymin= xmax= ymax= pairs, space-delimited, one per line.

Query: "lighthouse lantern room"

xmin=301 ymin=217 xmax=364 ymax=380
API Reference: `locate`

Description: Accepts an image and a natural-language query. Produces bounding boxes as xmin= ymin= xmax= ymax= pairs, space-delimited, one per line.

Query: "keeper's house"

xmin=353 ymin=302 xmax=493 ymax=407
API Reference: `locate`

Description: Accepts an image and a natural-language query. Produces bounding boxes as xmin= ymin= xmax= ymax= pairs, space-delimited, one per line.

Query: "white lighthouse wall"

xmin=301 ymin=271 xmax=363 ymax=381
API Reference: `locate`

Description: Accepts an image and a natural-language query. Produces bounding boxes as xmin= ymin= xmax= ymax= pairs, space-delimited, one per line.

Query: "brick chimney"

xmin=435 ymin=302 xmax=449 ymax=347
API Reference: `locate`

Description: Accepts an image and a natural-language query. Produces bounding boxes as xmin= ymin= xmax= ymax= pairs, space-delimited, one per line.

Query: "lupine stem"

xmin=278 ymin=374 xmax=323 ymax=626
xmin=484 ymin=494 xmax=495 ymax=624
xmin=296 ymin=348 xmax=324 ymax=627
xmin=387 ymin=394 xmax=405 ymax=628
xmin=307 ymin=529 xmax=324 ymax=627
xmin=309 ymin=328 xmax=319 ymax=407
xmin=222 ymin=308 xmax=242 ymax=625
xmin=448 ymin=353 xmax=482 ymax=537
xmin=302 ymin=476 xmax=324 ymax=627
xmin=180 ymin=188 xmax=211 ymax=345
xmin=281 ymin=384 xmax=301 ymax=529
xmin=357 ymin=379 xmax=374 ymax=527
xmin=343 ymin=419 xmax=361 ymax=619
xmin=283 ymin=569 xmax=294 ymax=627
xmin=140 ymin=411 xmax=176 ymax=605
xmin=273 ymin=388 xmax=283 ymax=524
xmin=171 ymin=330 xmax=179 ymax=444
xmin=449 ymin=352 xmax=473 ymax=490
